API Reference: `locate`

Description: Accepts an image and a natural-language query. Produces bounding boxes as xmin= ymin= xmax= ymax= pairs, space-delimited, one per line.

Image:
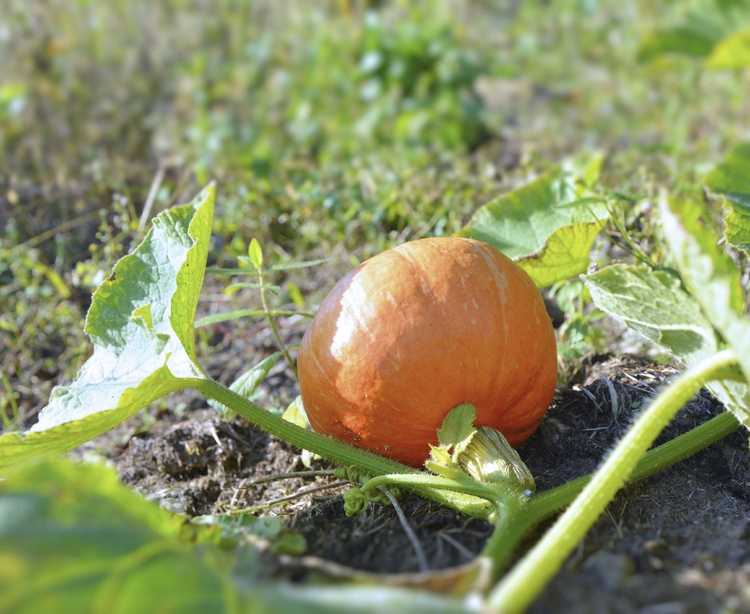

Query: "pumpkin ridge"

xmin=471 ymin=241 xmax=512 ymax=408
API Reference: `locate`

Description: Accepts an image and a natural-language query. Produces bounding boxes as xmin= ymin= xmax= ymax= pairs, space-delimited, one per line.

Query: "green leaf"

xmin=705 ymin=142 xmax=750 ymax=253
xmin=282 ymin=396 xmax=311 ymax=429
xmin=518 ymin=220 xmax=608 ymax=289
xmin=224 ymin=281 xmax=281 ymax=296
xmin=248 ymin=238 xmax=263 ymax=271
xmin=232 ymin=257 xmax=328 ymax=273
xmin=461 ymin=168 xmax=608 ymax=288
xmin=724 ymin=205 xmax=750 ymax=253
xmin=282 ymin=397 xmax=318 ymax=467
xmin=707 ymin=27 xmax=750 ymax=67
xmin=437 ymin=405 xmax=476 ymax=450
xmin=636 ymin=4 xmax=738 ymax=64
xmin=585 ymin=261 xmax=749 ymax=427
xmin=435 ymin=404 xmax=478 ymax=464
xmin=0 ymin=459 xmax=228 ymax=613
xmin=705 ymin=142 xmax=750 ymax=209
xmin=271 ymin=258 xmax=328 ymax=271
xmin=0 ymin=459 xmax=469 ymax=614
xmin=206 ymin=266 xmax=258 ymax=277
xmin=584 ymin=264 xmax=718 ymax=365
xmin=638 ymin=24 xmax=723 ymax=62
xmin=192 ymin=513 xmax=307 ymax=555
xmin=0 ymin=185 xmax=215 ymax=471
xmin=287 ymin=282 xmax=306 ymax=309
xmin=195 ymin=308 xmax=312 ymax=327
xmin=660 ymin=195 xmax=750 ymax=426
xmin=208 ymin=353 xmax=282 ymax=415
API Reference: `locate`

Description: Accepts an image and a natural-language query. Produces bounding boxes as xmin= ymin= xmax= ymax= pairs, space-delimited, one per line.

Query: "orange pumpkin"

xmin=297 ymin=237 xmax=557 ymax=467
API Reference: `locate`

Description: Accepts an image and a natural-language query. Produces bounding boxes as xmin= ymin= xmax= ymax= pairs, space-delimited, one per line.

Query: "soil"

xmin=96 ymin=342 xmax=750 ymax=612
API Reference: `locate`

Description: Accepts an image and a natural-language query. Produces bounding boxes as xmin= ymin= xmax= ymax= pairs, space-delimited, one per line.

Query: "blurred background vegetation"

xmin=2 ymin=0 xmax=749 ymax=427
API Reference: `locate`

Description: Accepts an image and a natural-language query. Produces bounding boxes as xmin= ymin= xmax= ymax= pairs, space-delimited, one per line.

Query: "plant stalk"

xmin=257 ymin=267 xmax=296 ymax=371
xmin=196 ymin=366 xmax=740 ymax=597
xmin=475 ymin=410 xmax=740 ymax=585
xmin=479 ymin=496 xmax=530 ymax=576
xmin=487 ymin=349 xmax=738 ymax=613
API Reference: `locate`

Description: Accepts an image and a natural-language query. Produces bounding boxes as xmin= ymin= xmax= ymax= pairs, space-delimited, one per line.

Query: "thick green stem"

xmin=488 ymin=349 xmax=738 ymax=613
xmin=480 ymin=496 xmax=530 ymax=576
xmin=473 ymin=406 xmax=740 ymax=585
xmin=193 ymin=379 xmax=493 ymax=519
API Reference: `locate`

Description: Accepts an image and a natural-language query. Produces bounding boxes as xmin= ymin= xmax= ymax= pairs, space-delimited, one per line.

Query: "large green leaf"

xmin=660 ymin=196 xmax=750 ymax=426
xmin=585 ymin=262 xmax=749 ymax=427
xmin=705 ymin=142 xmax=750 ymax=253
xmin=460 ymin=168 xmax=608 ymax=288
xmin=0 ymin=459 xmax=471 ymax=614
xmin=0 ymin=185 xmax=215 ymax=471
xmin=0 ymin=460 xmax=219 ymax=613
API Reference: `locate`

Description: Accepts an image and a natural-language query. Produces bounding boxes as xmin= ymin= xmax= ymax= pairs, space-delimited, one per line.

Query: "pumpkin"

xmin=297 ymin=237 xmax=557 ymax=467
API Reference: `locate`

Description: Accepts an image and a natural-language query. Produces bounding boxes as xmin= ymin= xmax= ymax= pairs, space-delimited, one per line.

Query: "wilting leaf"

xmin=585 ymin=264 xmax=718 ymax=364
xmin=585 ymin=260 xmax=749 ymax=427
xmin=0 ymin=186 xmax=215 ymax=471
xmin=661 ymin=195 xmax=750 ymax=427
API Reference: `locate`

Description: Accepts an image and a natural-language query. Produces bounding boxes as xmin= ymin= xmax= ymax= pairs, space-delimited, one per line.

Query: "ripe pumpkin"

xmin=297 ymin=237 xmax=557 ymax=467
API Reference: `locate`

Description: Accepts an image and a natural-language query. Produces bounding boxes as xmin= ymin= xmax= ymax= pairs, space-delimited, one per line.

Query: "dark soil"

xmin=100 ymin=350 xmax=750 ymax=613
xmin=528 ymin=357 xmax=750 ymax=614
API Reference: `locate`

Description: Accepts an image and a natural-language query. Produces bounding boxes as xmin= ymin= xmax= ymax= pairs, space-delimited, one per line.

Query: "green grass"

xmin=2 ymin=0 xmax=749 ymax=426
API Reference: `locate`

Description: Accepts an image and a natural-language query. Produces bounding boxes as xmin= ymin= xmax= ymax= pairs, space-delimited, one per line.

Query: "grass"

xmin=1 ymin=0 xmax=749 ymax=421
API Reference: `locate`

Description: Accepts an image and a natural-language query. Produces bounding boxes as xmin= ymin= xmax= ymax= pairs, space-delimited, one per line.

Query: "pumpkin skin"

xmin=297 ymin=237 xmax=557 ymax=467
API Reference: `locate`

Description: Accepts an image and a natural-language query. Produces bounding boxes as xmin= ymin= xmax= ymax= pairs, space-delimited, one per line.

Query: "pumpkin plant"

xmin=1 ymin=151 xmax=748 ymax=612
